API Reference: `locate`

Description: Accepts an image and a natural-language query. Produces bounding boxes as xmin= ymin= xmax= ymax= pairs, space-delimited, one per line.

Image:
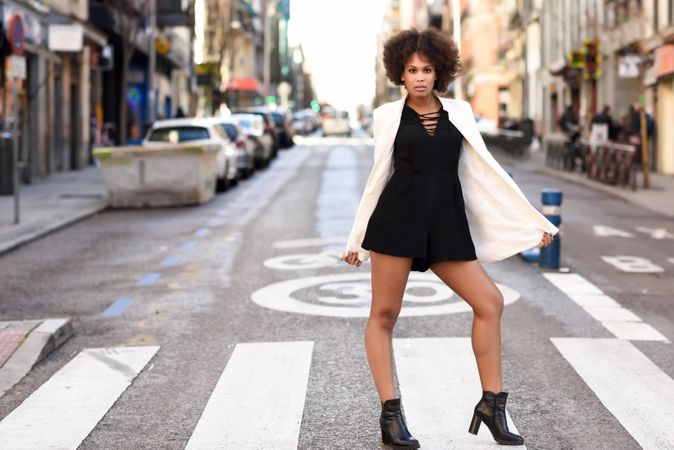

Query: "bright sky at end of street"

xmin=288 ymin=0 xmax=391 ymax=113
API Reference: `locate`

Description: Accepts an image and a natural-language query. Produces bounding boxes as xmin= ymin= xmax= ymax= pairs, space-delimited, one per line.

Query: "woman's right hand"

xmin=341 ymin=250 xmax=363 ymax=267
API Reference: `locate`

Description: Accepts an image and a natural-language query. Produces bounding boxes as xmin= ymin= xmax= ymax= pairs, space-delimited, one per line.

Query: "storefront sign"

xmin=618 ymin=54 xmax=640 ymax=78
xmin=48 ymin=24 xmax=83 ymax=52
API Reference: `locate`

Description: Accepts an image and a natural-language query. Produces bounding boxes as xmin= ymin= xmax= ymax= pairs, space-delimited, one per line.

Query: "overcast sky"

xmin=288 ymin=0 xmax=390 ymax=112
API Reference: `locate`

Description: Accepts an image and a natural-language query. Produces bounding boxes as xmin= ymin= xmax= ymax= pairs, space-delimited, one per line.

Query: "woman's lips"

xmin=414 ymin=86 xmax=426 ymax=90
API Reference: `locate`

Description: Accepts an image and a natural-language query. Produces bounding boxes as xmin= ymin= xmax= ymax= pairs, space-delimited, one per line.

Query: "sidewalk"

xmin=499 ymin=146 xmax=674 ymax=219
xmin=0 ymin=165 xmax=109 ymax=255
xmin=0 ymin=318 xmax=73 ymax=397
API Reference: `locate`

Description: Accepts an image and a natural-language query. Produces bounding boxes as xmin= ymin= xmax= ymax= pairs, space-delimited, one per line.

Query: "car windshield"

xmin=148 ymin=126 xmax=209 ymax=143
xmin=218 ymin=123 xmax=238 ymax=140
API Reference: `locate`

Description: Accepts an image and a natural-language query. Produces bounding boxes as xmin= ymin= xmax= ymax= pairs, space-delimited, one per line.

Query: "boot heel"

xmin=380 ymin=424 xmax=392 ymax=444
xmin=468 ymin=413 xmax=481 ymax=434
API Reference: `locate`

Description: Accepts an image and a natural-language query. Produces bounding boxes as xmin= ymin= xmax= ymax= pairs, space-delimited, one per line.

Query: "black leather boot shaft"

xmin=379 ymin=398 xmax=420 ymax=449
xmin=468 ymin=391 xmax=524 ymax=445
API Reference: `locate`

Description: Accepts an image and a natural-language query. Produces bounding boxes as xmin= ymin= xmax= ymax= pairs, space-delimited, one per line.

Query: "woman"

xmin=341 ymin=27 xmax=557 ymax=448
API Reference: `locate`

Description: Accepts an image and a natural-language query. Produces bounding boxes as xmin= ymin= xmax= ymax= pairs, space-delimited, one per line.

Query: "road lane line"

xmin=159 ymin=255 xmax=181 ymax=267
xmin=393 ymin=337 xmax=525 ymax=449
xmin=0 ymin=346 xmax=159 ymax=449
xmin=185 ymin=341 xmax=314 ymax=450
xmin=543 ymin=273 xmax=668 ymax=342
xmin=551 ymin=337 xmax=674 ymax=449
xmin=99 ymin=297 xmax=134 ymax=317
xmin=136 ymin=273 xmax=161 ymax=286
xmin=178 ymin=240 xmax=196 ymax=250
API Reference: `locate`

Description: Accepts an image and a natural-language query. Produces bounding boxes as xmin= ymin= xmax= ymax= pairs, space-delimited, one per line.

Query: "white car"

xmin=143 ymin=118 xmax=238 ymax=192
xmin=321 ymin=108 xmax=351 ymax=136
xmin=208 ymin=118 xmax=255 ymax=179
xmin=231 ymin=113 xmax=274 ymax=169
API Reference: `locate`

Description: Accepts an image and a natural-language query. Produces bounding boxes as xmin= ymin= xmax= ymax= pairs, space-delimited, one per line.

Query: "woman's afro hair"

xmin=383 ymin=27 xmax=461 ymax=92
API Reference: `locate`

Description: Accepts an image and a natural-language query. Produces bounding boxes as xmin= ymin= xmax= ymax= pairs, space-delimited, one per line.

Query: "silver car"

xmin=232 ymin=113 xmax=274 ymax=169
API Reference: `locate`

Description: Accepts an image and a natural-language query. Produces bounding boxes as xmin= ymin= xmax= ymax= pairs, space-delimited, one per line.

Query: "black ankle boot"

xmin=468 ymin=391 xmax=524 ymax=445
xmin=379 ymin=398 xmax=420 ymax=449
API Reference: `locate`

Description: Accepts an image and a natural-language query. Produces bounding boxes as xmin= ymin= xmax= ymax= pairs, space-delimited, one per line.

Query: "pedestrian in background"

xmin=341 ymin=27 xmax=556 ymax=448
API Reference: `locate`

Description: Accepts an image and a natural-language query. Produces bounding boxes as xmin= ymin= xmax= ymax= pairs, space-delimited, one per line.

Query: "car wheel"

xmin=216 ymin=177 xmax=228 ymax=192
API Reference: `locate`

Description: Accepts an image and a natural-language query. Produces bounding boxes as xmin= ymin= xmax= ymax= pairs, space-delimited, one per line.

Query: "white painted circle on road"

xmin=251 ymin=273 xmax=520 ymax=317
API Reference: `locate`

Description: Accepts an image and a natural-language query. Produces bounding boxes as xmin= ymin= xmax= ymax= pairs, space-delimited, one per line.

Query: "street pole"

xmin=639 ymin=101 xmax=650 ymax=189
xmin=452 ymin=0 xmax=462 ymax=101
xmin=148 ymin=0 xmax=157 ymax=123
xmin=12 ymin=81 xmax=19 ymax=224
xmin=263 ymin=0 xmax=275 ymax=99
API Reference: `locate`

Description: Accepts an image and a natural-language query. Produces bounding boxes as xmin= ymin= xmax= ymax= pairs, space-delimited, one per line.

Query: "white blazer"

xmin=344 ymin=95 xmax=560 ymax=263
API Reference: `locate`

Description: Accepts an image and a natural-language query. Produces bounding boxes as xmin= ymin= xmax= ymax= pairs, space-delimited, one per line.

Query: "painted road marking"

xmin=0 ymin=346 xmax=159 ymax=449
xmin=601 ymin=255 xmax=664 ymax=273
xmin=99 ymin=297 xmax=134 ymax=317
xmin=635 ymin=226 xmax=674 ymax=239
xmin=592 ymin=225 xmax=634 ymax=237
xmin=263 ymin=252 xmax=342 ymax=270
xmin=251 ymin=272 xmax=520 ymax=317
xmin=194 ymin=228 xmax=211 ymax=238
xmin=551 ymin=338 xmax=674 ymax=449
xmin=179 ymin=240 xmax=196 ymax=250
xmin=273 ymin=236 xmax=349 ymax=248
xmin=543 ymin=273 xmax=668 ymax=342
xmin=185 ymin=341 xmax=313 ymax=449
xmin=393 ymin=337 xmax=524 ymax=449
xmin=159 ymin=255 xmax=181 ymax=267
xmin=136 ymin=273 xmax=161 ymax=287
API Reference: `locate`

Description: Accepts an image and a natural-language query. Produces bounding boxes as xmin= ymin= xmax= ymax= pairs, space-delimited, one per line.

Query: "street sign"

xmin=11 ymin=55 xmax=26 ymax=80
xmin=8 ymin=14 xmax=25 ymax=56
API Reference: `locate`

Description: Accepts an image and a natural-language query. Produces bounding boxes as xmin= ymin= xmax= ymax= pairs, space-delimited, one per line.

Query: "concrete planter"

xmin=93 ymin=141 xmax=220 ymax=208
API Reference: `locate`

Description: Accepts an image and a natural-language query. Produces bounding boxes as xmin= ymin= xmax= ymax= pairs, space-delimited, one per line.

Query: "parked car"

xmin=143 ymin=118 xmax=238 ymax=192
xmin=208 ymin=117 xmax=255 ymax=179
xmin=232 ymin=113 xmax=274 ymax=168
xmin=269 ymin=109 xmax=294 ymax=148
xmin=291 ymin=109 xmax=315 ymax=135
xmin=232 ymin=108 xmax=280 ymax=157
xmin=321 ymin=107 xmax=351 ymax=136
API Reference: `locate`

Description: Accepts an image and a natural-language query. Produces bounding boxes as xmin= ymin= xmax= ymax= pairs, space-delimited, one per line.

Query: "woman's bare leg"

xmin=365 ymin=250 xmax=413 ymax=402
xmin=430 ymin=259 xmax=504 ymax=393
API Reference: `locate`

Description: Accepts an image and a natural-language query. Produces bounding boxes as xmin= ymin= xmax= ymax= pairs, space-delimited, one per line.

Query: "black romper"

xmin=361 ymin=103 xmax=477 ymax=272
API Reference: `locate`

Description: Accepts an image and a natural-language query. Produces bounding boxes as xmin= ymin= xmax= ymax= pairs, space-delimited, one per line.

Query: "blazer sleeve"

xmin=458 ymin=100 xmax=560 ymax=238
xmin=343 ymin=106 xmax=393 ymax=263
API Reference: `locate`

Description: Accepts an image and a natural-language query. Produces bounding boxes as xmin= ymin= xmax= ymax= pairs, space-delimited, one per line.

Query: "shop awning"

xmin=656 ymin=44 xmax=674 ymax=79
xmin=225 ymin=77 xmax=261 ymax=93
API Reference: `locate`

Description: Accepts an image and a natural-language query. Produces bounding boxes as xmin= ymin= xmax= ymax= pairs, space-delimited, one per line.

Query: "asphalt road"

xmin=0 ymin=131 xmax=672 ymax=449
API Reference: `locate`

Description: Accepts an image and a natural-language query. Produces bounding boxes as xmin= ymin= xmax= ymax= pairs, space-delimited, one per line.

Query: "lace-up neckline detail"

xmin=404 ymin=103 xmax=443 ymax=138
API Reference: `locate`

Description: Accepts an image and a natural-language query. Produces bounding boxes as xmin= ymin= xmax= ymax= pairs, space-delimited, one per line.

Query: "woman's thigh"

xmin=429 ymin=259 xmax=504 ymax=315
xmin=369 ymin=251 xmax=413 ymax=320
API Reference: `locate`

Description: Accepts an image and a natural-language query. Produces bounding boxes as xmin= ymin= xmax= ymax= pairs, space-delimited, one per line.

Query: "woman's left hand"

xmin=538 ymin=231 xmax=554 ymax=247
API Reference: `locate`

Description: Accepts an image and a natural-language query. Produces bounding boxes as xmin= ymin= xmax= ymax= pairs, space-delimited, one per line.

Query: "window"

xmin=148 ymin=126 xmax=210 ymax=143
xmin=218 ymin=123 xmax=238 ymax=141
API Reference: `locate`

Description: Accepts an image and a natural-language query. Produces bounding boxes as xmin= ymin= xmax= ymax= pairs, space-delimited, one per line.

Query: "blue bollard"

xmin=539 ymin=189 xmax=562 ymax=269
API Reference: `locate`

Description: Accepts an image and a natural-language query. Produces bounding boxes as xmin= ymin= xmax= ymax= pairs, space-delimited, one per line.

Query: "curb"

xmin=0 ymin=201 xmax=108 ymax=256
xmin=537 ymin=166 xmax=674 ymax=219
xmin=0 ymin=318 xmax=74 ymax=397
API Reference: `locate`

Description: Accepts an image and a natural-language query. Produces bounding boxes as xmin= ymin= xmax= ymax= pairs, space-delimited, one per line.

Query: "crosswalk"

xmin=0 ymin=334 xmax=672 ymax=449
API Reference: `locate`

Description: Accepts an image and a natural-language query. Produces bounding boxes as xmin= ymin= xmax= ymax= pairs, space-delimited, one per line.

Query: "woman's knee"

xmin=473 ymin=289 xmax=504 ymax=319
xmin=369 ymin=307 xmax=401 ymax=329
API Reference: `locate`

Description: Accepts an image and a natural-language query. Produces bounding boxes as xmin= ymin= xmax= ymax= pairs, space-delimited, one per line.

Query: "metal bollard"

xmin=539 ymin=189 xmax=562 ymax=269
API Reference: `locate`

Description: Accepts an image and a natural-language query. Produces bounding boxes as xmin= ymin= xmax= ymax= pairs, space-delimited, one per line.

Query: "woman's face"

xmin=401 ymin=52 xmax=436 ymax=100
